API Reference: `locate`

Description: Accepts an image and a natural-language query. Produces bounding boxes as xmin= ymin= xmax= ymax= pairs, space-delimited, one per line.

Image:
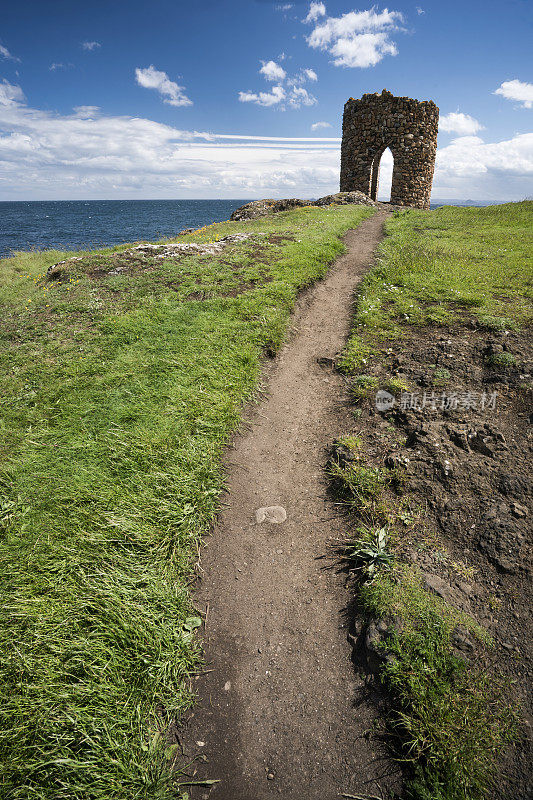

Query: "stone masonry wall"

xmin=340 ymin=89 xmax=439 ymax=209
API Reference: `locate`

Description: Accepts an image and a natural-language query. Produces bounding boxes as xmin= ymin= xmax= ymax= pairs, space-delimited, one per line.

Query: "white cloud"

xmin=260 ymin=60 xmax=287 ymax=82
xmin=432 ymin=132 xmax=533 ymax=198
xmin=311 ymin=121 xmax=332 ymax=130
xmin=0 ymin=80 xmax=337 ymax=198
xmin=288 ymin=67 xmax=318 ymax=86
xmin=0 ymin=80 xmax=530 ymax=202
xmin=439 ymin=112 xmax=484 ymax=136
xmin=72 ymin=105 xmax=100 ymax=118
xmin=306 ymin=7 xmax=404 ymax=68
xmin=0 ymin=79 xmax=25 ymax=106
xmin=135 ymin=65 xmax=192 ymax=107
xmin=240 ymin=60 xmax=317 ymax=109
xmin=495 ymin=79 xmax=533 ymax=110
xmin=82 ymin=41 xmax=101 ymax=51
xmin=239 ymin=83 xmax=316 ymax=110
xmin=416 ymin=6 xmax=425 ymax=14
xmin=239 ymin=85 xmax=286 ymax=107
xmin=49 ymin=62 xmax=73 ymax=71
xmin=304 ymin=2 xmax=326 ymax=23
xmin=289 ymin=87 xmax=317 ymax=107
xmin=0 ymin=44 xmax=20 ymax=62
xmin=277 ymin=3 xmax=294 ymax=10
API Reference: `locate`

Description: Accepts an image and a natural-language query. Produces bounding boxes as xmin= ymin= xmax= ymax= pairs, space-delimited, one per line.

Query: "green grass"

xmin=0 ymin=203 xmax=375 ymax=800
xmin=351 ymin=202 xmax=533 ymax=340
xmin=334 ymin=202 xmax=531 ymax=800
xmin=360 ymin=567 xmax=516 ymax=800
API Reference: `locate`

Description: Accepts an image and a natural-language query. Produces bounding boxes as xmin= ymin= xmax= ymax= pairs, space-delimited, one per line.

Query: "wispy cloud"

xmin=301 ymin=68 xmax=318 ymax=82
xmin=135 ymin=65 xmax=192 ymax=107
xmin=304 ymin=2 xmax=326 ymax=23
xmin=72 ymin=105 xmax=100 ymax=118
xmin=416 ymin=6 xmax=425 ymax=14
xmin=311 ymin=121 xmax=331 ymax=130
xmin=0 ymin=43 xmax=20 ymax=62
xmin=49 ymin=62 xmax=74 ymax=71
xmin=0 ymin=79 xmax=24 ymax=106
xmin=304 ymin=4 xmax=404 ymax=68
xmin=440 ymin=112 xmax=484 ymax=136
xmin=288 ymin=86 xmax=317 ymax=107
xmin=82 ymin=41 xmax=101 ymax=51
xmin=495 ymin=79 xmax=533 ymax=110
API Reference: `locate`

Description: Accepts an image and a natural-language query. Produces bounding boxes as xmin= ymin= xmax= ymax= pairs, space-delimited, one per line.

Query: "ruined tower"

xmin=340 ymin=89 xmax=439 ymax=209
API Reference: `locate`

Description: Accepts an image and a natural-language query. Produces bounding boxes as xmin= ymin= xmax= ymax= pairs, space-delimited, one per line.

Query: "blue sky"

xmin=0 ymin=0 xmax=532 ymax=200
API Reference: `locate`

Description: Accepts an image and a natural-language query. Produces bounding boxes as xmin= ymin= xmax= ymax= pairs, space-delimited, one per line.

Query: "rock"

xmin=255 ymin=506 xmax=287 ymax=524
xmin=469 ymin=431 xmax=495 ymax=458
xmin=327 ymin=442 xmax=358 ymax=471
xmin=510 ymin=501 xmax=528 ymax=518
xmin=45 ymin=233 xmax=266 ymax=278
xmin=230 ymin=191 xmax=377 ymax=221
xmin=477 ymin=501 xmax=526 ymax=574
xmin=498 ymin=472 xmax=532 ymax=501
xmin=313 ymin=191 xmax=377 ymax=207
xmin=423 ymin=573 xmax=452 ymax=600
xmin=316 ymin=356 xmax=337 ymax=368
xmin=364 ymin=621 xmax=387 ymax=673
xmin=230 ymin=198 xmax=306 ymax=221
xmin=451 ymin=625 xmax=475 ymax=653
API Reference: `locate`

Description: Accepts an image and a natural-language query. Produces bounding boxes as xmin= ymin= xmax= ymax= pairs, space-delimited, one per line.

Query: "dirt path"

xmin=179 ymin=211 xmax=401 ymax=799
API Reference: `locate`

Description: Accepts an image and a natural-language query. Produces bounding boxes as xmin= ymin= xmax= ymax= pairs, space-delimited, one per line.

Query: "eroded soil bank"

xmin=340 ymin=324 xmax=532 ymax=800
xmin=177 ymin=212 xmax=402 ymax=799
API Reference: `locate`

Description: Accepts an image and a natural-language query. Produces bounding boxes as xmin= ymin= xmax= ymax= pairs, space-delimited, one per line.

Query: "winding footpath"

xmin=179 ymin=211 xmax=401 ymax=799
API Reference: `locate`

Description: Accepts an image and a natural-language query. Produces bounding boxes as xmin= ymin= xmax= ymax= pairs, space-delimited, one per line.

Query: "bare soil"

xmin=338 ymin=324 xmax=533 ymax=799
xmin=177 ymin=212 xmax=403 ymax=799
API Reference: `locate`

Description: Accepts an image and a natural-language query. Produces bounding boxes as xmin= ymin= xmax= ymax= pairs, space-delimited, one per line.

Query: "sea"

xmin=0 ymin=198 xmax=502 ymax=258
xmin=0 ymin=199 xmax=251 ymax=258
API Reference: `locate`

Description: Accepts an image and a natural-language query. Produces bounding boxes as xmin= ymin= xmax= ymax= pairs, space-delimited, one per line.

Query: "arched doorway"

xmin=369 ymin=147 xmax=393 ymax=202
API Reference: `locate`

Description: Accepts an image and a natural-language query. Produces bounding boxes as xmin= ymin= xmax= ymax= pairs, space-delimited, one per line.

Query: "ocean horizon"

xmin=0 ymin=197 xmax=509 ymax=257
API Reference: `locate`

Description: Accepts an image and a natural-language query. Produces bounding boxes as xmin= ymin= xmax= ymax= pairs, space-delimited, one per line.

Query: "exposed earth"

xmin=336 ymin=323 xmax=532 ymax=800
xmin=177 ymin=212 xmax=404 ymax=799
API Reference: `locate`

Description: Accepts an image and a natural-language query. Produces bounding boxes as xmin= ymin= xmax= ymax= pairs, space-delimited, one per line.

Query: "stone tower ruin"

xmin=340 ymin=89 xmax=439 ymax=209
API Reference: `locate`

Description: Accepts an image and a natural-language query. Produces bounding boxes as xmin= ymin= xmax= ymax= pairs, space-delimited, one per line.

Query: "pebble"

xmin=255 ymin=506 xmax=287 ymax=524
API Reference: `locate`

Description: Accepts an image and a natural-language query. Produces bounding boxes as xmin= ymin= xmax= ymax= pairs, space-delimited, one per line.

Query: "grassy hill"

xmin=0 ymin=204 xmax=374 ymax=799
xmin=1 ymin=200 xmax=530 ymax=800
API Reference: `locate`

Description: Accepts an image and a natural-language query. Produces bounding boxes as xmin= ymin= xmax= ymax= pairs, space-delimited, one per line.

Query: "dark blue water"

xmin=0 ymin=199 xmax=252 ymax=257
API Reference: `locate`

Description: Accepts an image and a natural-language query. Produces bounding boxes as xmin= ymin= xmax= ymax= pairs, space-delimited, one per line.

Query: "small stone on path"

xmin=255 ymin=505 xmax=287 ymax=524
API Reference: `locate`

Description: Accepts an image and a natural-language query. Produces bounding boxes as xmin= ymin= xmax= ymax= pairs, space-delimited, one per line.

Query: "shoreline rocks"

xmin=230 ymin=191 xmax=386 ymax=221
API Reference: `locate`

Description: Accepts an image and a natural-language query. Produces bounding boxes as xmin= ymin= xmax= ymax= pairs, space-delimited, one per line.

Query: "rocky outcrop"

xmin=230 ymin=191 xmax=377 ymax=221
